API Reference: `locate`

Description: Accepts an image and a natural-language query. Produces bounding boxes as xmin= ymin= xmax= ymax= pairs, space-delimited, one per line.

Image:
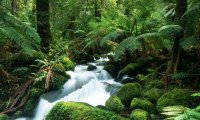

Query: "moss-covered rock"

xmin=130 ymin=98 xmax=155 ymax=113
xmin=104 ymin=64 xmax=119 ymax=78
xmin=96 ymin=105 xmax=107 ymax=110
xmin=142 ymin=88 xmax=163 ymax=103
xmin=156 ymin=89 xmax=199 ymax=111
xmin=62 ymin=57 xmax=76 ymax=71
xmin=0 ymin=114 xmax=8 ymax=120
xmin=117 ymin=83 xmax=142 ymax=107
xmin=105 ymin=96 xmax=124 ymax=113
xmin=87 ymin=64 xmax=97 ymax=71
xmin=23 ymin=88 xmax=43 ymax=115
xmin=46 ymin=101 xmax=123 ymax=120
xmin=120 ymin=63 xmax=138 ymax=76
xmin=144 ymin=80 xmax=164 ymax=90
xmin=130 ymin=109 xmax=150 ymax=120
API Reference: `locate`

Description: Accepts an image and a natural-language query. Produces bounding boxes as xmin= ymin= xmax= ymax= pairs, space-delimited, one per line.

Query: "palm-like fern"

xmin=162 ymin=105 xmax=200 ymax=120
xmin=0 ymin=9 xmax=41 ymax=51
xmin=113 ymin=25 xmax=183 ymax=60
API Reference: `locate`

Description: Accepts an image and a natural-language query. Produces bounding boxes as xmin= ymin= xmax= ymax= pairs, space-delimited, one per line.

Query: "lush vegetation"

xmin=0 ymin=0 xmax=200 ymax=119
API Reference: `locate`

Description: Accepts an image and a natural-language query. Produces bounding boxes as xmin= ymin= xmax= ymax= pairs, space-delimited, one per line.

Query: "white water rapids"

xmin=16 ymin=57 xmax=122 ymax=120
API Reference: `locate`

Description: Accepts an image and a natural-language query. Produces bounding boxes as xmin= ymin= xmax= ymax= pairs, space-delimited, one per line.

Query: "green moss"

xmin=144 ymin=80 xmax=164 ymax=90
xmin=121 ymin=63 xmax=139 ymax=75
xmin=142 ymin=88 xmax=163 ymax=103
xmin=156 ymin=89 xmax=199 ymax=111
xmin=87 ymin=64 xmax=97 ymax=71
xmin=46 ymin=101 xmax=123 ymax=120
xmin=23 ymin=88 xmax=43 ymax=115
xmin=0 ymin=114 xmax=8 ymax=120
xmin=62 ymin=57 xmax=75 ymax=71
xmin=105 ymin=96 xmax=124 ymax=113
xmin=130 ymin=98 xmax=155 ymax=113
xmin=117 ymin=83 xmax=142 ymax=107
xmin=130 ymin=109 xmax=150 ymax=120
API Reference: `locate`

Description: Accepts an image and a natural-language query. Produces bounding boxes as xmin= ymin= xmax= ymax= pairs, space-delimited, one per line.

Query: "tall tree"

xmin=162 ymin=0 xmax=187 ymax=87
xmin=11 ymin=0 xmax=17 ymax=15
xmin=36 ymin=0 xmax=52 ymax=53
xmin=171 ymin=0 xmax=187 ymax=73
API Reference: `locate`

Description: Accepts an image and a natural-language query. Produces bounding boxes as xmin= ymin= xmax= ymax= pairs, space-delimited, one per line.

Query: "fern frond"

xmin=158 ymin=25 xmax=183 ymax=36
xmin=114 ymin=32 xmax=169 ymax=60
xmin=100 ymin=29 xmax=124 ymax=46
xmin=12 ymin=67 xmax=31 ymax=75
xmin=184 ymin=1 xmax=200 ymax=17
xmin=0 ymin=11 xmax=41 ymax=51
xmin=192 ymin=92 xmax=200 ymax=97
xmin=172 ymin=72 xmax=188 ymax=79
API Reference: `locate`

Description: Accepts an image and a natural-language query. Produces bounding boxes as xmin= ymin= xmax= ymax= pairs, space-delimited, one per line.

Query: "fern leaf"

xmin=0 ymin=11 xmax=41 ymax=51
xmin=172 ymin=72 xmax=188 ymax=79
xmin=158 ymin=25 xmax=183 ymax=36
xmin=192 ymin=93 xmax=200 ymax=97
xmin=100 ymin=29 xmax=124 ymax=46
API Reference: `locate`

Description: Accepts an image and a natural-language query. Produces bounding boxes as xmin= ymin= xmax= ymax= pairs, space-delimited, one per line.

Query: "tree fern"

xmin=100 ymin=29 xmax=124 ymax=46
xmin=158 ymin=25 xmax=183 ymax=36
xmin=113 ymin=24 xmax=183 ymax=60
xmin=0 ymin=10 xmax=41 ymax=51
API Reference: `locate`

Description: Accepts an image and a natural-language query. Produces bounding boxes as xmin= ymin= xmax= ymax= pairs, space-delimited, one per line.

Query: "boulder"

xmin=142 ymin=88 xmax=163 ymax=103
xmin=144 ymin=80 xmax=164 ymax=90
xmin=117 ymin=83 xmax=142 ymax=107
xmin=130 ymin=109 xmax=150 ymax=120
xmin=105 ymin=96 xmax=124 ymax=113
xmin=46 ymin=101 xmax=124 ymax=120
xmin=87 ymin=64 xmax=97 ymax=71
xmin=130 ymin=98 xmax=155 ymax=113
xmin=156 ymin=89 xmax=199 ymax=111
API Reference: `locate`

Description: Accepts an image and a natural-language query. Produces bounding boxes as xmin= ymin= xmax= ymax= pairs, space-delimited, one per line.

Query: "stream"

xmin=16 ymin=57 xmax=122 ymax=120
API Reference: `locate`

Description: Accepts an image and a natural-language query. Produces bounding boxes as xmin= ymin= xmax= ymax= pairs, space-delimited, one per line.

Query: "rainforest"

xmin=0 ymin=0 xmax=200 ymax=120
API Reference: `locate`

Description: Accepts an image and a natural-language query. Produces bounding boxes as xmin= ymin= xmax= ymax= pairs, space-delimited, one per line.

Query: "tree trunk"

xmin=36 ymin=0 xmax=52 ymax=53
xmin=171 ymin=0 xmax=187 ymax=73
xmin=11 ymin=0 xmax=17 ymax=15
xmin=162 ymin=0 xmax=187 ymax=88
xmin=94 ymin=0 xmax=101 ymax=22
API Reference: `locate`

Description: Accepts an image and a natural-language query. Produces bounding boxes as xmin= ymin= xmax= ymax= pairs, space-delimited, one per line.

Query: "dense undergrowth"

xmin=0 ymin=0 xmax=200 ymax=120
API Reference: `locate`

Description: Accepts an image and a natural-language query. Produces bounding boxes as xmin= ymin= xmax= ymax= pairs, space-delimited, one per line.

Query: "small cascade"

xmin=17 ymin=57 xmax=121 ymax=120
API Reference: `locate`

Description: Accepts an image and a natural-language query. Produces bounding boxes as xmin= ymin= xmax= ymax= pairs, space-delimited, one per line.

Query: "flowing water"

xmin=16 ymin=57 xmax=121 ymax=120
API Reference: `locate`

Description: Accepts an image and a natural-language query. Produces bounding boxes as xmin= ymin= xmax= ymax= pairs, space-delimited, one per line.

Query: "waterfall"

xmin=16 ymin=57 xmax=121 ymax=120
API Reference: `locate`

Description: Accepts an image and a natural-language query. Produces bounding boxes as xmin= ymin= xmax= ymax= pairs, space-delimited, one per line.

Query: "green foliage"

xmin=130 ymin=109 xmax=150 ymax=120
xmin=172 ymin=72 xmax=188 ymax=80
xmin=23 ymin=88 xmax=44 ymax=115
xmin=105 ymin=96 xmax=124 ymax=113
xmin=180 ymin=37 xmax=200 ymax=50
xmin=0 ymin=114 xmax=8 ymax=120
xmin=62 ymin=57 xmax=76 ymax=71
xmin=158 ymin=25 xmax=183 ymax=36
xmin=161 ymin=105 xmax=200 ymax=120
xmin=117 ymin=83 xmax=142 ymax=107
xmin=114 ymin=24 xmax=184 ymax=60
xmin=130 ymin=98 xmax=155 ymax=113
xmin=46 ymin=101 xmax=123 ymax=120
xmin=0 ymin=10 xmax=41 ymax=51
xmin=100 ymin=29 xmax=125 ymax=46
